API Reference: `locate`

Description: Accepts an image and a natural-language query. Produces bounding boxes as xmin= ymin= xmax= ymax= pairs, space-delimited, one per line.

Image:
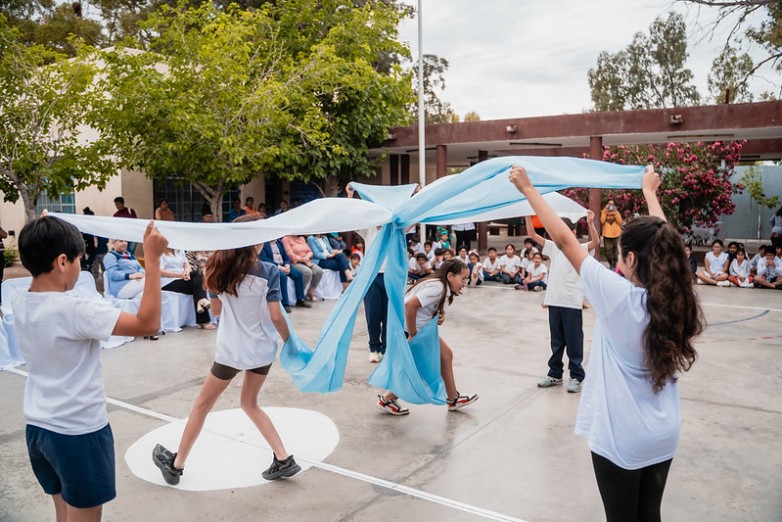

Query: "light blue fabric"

xmin=281 ymin=156 xmax=645 ymax=404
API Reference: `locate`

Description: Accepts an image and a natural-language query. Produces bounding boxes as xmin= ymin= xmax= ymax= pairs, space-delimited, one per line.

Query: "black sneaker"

xmin=295 ymin=300 xmax=311 ymax=308
xmin=152 ymin=444 xmax=183 ymax=485
xmin=262 ymin=454 xmax=301 ymax=481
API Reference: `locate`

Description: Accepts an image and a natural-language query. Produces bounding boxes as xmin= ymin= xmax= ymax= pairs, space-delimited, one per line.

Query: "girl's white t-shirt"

xmin=214 ymin=261 xmax=282 ymax=369
xmin=528 ymin=263 xmax=548 ymax=283
xmin=576 ymin=256 xmax=681 ymax=470
xmin=499 ymin=254 xmax=522 ymax=273
xmin=729 ymin=259 xmax=750 ymax=279
xmin=405 ymin=279 xmax=449 ymax=331
xmin=705 ymin=251 xmax=728 ymax=275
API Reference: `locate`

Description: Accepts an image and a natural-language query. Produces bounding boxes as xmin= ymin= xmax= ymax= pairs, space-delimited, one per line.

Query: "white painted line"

xmin=5 ymin=367 xmax=528 ymax=522
xmin=699 ymin=302 xmax=782 ymax=313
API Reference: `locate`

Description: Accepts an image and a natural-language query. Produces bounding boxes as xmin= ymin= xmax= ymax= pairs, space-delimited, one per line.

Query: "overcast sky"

xmin=397 ymin=0 xmax=776 ymax=121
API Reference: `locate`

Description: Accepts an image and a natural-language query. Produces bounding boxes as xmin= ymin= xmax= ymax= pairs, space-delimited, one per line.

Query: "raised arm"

xmin=642 ymin=166 xmax=666 ymax=221
xmin=586 ymin=209 xmax=600 ymax=252
xmin=525 ymin=220 xmax=545 ymax=246
xmin=511 ymin=167 xmax=588 ymax=273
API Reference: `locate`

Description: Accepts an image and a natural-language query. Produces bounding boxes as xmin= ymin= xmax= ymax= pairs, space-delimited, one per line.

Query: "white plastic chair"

xmin=314 ymin=269 xmax=343 ymax=300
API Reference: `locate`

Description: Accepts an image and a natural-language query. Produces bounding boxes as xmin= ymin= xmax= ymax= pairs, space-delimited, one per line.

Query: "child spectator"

xmin=523 ymin=237 xmax=539 ymax=255
xmin=468 ymin=252 xmax=483 ymax=286
xmin=434 ymin=230 xmax=451 ymax=252
xmin=499 ymin=244 xmax=523 ymax=285
xmin=443 ymin=248 xmax=455 ymax=261
xmin=482 ymin=247 xmax=502 ymax=282
xmin=409 ymin=234 xmax=425 ymax=255
xmin=349 ymin=253 xmax=361 ymax=278
xmin=433 ymin=248 xmax=445 ymax=270
xmin=351 ymin=236 xmax=365 ymax=260
xmin=407 ymin=248 xmax=419 ymax=281
xmin=726 ymin=241 xmax=739 ymax=267
xmin=754 ymin=250 xmax=782 ymax=289
xmin=696 ymin=239 xmax=729 ymax=286
xmin=415 ymin=253 xmax=433 ymax=278
xmin=750 ymin=245 xmax=767 ymax=275
xmin=519 ymin=252 xmax=548 ymax=291
xmin=423 ymin=241 xmax=435 ymax=263
xmin=728 ymin=248 xmax=753 ymax=288
xmin=16 ymin=217 xmax=167 ymax=521
xmin=520 ymin=247 xmax=535 ymax=278
xmin=684 ymin=243 xmax=697 ymax=278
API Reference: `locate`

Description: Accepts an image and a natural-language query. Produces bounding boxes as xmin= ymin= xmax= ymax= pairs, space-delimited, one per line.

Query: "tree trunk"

xmin=19 ymin=186 xmax=38 ymax=223
xmin=192 ymin=179 xmax=225 ymax=223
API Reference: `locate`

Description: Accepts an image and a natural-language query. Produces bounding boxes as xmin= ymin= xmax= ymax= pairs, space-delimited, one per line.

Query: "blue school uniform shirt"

xmin=575 ymin=256 xmax=681 ymax=470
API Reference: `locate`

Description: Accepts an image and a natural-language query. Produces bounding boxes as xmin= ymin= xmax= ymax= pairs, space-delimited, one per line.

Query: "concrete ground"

xmin=1 ymin=281 xmax=781 ymax=521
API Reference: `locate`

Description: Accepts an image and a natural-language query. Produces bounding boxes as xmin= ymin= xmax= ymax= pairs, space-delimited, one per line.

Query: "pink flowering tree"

xmin=562 ymin=141 xmax=745 ymax=233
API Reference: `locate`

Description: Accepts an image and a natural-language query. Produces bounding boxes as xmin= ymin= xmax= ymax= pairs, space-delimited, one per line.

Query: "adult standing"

xmin=114 ymin=196 xmax=138 ymax=254
xmin=770 ymin=206 xmax=782 ymax=249
xmin=600 ymin=199 xmax=623 ymax=269
xmin=527 ymin=212 xmax=599 ymax=394
xmin=281 ymin=235 xmax=323 ymax=302
xmin=452 ymin=222 xmax=476 ymax=251
xmin=154 ymin=199 xmax=175 ymax=221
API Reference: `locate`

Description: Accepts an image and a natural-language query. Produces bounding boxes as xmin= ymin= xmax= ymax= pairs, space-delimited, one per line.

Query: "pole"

xmin=417 ymin=0 xmax=426 ymax=240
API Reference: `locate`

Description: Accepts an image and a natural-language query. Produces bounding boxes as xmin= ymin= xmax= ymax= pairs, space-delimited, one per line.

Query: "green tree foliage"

xmin=97 ymin=1 xmax=412 ymax=216
xmin=463 ymin=111 xmax=480 ymax=122
xmin=410 ymin=53 xmax=459 ymax=124
xmin=0 ymin=16 xmax=116 ymax=222
xmin=680 ymin=0 xmax=782 ymax=98
xmin=708 ymin=44 xmax=755 ymax=103
xmin=588 ymin=12 xmax=701 ymax=111
xmin=1 ymin=1 xmax=104 ymax=55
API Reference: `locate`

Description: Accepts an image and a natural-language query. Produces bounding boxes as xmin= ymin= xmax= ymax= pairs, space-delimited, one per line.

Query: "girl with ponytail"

xmin=510 ymin=165 xmax=703 ymax=522
xmin=376 ymin=259 xmax=479 ymax=416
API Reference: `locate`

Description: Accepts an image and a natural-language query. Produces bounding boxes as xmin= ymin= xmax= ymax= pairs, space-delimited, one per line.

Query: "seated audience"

xmin=728 ymin=247 xmax=753 ymax=288
xmin=307 ymin=233 xmax=353 ymax=290
xmin=281 ymin=235 xmax=323 ymax=302
xmin=103 ymin=239 xmax=145 ymax=299
xmin=696 ymin=239 xmax=729 ymax=286
xmin=519 ymin=252 xmax=548 ymax=292
xmin=261 ymin=238 xmax=309 ymax=311
xmin=482 ymin=247 xmax=502 ymax=282
xmin=499 ymin=244 xmax=523 ymax=285
xmin=159 ymin=248 xmax=214 ymax=329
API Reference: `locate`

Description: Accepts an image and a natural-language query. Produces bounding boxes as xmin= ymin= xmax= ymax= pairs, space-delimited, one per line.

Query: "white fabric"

xmin=705 ymin=251 xmax=728 ymax=275
xmin=542 ymin=240 xmax=590 ymax=310
xmin=313 ymin=269 xmax=342 ymax=300
xmin=13 ymin=292 xmax=121 ymax=435
xmin=576 ymin=256 xmax=680 ymax=469
xmin=214 ymin=264 xmax=280 ymax=369
xmin=406 ymin=280 xmax=448 ymax=331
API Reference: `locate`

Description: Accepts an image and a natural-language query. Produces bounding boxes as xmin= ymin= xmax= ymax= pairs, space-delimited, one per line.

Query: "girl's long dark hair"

xmin=620 ymin=216 xmax=703 ymax=393
xmin=205 ymin=214 xmax=262 ymax=297
xmin=406 ymin=259 xmax=467 ymax=319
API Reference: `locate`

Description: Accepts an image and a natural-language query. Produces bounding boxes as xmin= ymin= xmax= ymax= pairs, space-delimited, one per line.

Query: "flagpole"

xmin=417 ymin=0 xmax=426 ymax=241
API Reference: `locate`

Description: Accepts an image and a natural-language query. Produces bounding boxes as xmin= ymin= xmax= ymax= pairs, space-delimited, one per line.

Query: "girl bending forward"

xmin=510 ymin=165 xmax=702 ymax=522
xmin=376 ymin=259 xmax=479 ymax=415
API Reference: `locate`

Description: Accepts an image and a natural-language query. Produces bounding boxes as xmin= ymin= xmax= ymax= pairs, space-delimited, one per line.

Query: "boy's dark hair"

xmin=114 ymin=196 xmax=124 ymax=204
xmin=712 ymin=239 xmax=723 ymax=247
xmin=19 ymin=216 xmax=86 ymax=277
xmin=561 ymin=218 xmax=576 ymax=231
xmin=424 ymin=240 xmax=432 ymax=247
xmin=523 ymin=237 xmax=533 ymax=245
xmin=434 ymin=248 xmax=444 ymax=256
xmin=407 ymin=247 xmax=414 ymax=256
xmin=488 ymin=247 xmax=497 ymax=253
xmin=350 ymin=253 xmax=361 ymax=261
xmin=411 ymin=234 xmax=421 ymax=243
xmin=758 ymin=244 xmax=767 ymax=254
xmin=415 ymin=253 xmax=428 ymax=261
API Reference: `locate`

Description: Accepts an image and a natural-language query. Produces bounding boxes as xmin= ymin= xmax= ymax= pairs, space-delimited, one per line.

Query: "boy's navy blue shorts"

xmin=26 ymin=423 xmax=116 ymax=509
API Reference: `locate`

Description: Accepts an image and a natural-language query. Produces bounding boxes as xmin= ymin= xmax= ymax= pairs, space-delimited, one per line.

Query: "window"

xmin=152 ymin=179 xmax=240 ymax=222
xmin=35 ymin=191 xmax=76 ymax=216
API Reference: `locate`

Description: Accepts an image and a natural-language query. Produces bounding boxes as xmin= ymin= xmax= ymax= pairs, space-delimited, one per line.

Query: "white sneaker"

xmin=567 ymin=378 xmax=582 ymax=393
xmin=368 ymin=352 xmax=380 ymax=363
xmin=716 ymin=281 xmax=730 ymax=287
xmin=377 ymin=352 xmax=384 ymax=362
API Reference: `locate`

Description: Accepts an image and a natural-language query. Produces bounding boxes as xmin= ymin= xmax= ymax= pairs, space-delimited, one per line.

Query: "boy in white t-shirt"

xmin=482 ymin=247 xmax=502 ymax=282
xmin=15 ymin=216 xmax=167 ymax=521
xmin=696 ymin=239 xmax=729 ymax=286
xmin=749 ymin=245 xmax=767 ymax=275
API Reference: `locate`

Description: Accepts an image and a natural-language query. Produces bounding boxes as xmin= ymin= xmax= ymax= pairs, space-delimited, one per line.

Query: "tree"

xmin=0 ymin=16 xmax=116 ymax=222
xmin=98 ymin=0 xmax=412 ymax=216
xmin=588 ymin=12 xmax=701 ymax=111
xmin=1 ymin=1 xmax=104 ymax=55
xmin=563 ymin=141 xmax=744 ymax=233
xmin=708 ymin=44 xmax=755 ymax=103
xmin=680 ymin=0 xmax=782 ymax=98
xmin=409 ymin=53 xmax=459 ymax=124
xmin=463 ymin=111 xmax=480 ymax=122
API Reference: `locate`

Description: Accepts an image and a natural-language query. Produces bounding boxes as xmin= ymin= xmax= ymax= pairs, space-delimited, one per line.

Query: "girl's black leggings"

xmin=591 ymin=452 xmax=672 ymax=522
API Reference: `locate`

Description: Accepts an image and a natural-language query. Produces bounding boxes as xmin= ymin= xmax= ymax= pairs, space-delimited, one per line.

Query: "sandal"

xmin=197 ymin=323 xmax=217 ymax=330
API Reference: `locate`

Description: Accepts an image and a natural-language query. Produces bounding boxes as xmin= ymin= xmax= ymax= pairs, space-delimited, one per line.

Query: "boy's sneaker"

xmin=447 ymin=392 xmax=479 ymax=411
xmin=533 ymin=286 xmax=543 ymax=292
xmin=537 ymin=376 xmax=563 ymax=388
xmin=716 ymin=280 xmax=731 ymax=287
xmin=368 ymin=351 xmax=380 ymax=363
xmin=513 ymin=283 xmax=527 ymax=291
xmin=567 ymin=378 xmax=582 ymax=393
xmin=262 ymin=454 xmax=301 ymax=481
xmin=152 ymin=444 xmax=183 ymax=485
xmin=376 ymin=395 xmax=409 ymax=416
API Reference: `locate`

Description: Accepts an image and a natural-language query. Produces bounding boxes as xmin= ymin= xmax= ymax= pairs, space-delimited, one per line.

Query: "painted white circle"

xmin=125 ymin=407 xmax=339 ymax=491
